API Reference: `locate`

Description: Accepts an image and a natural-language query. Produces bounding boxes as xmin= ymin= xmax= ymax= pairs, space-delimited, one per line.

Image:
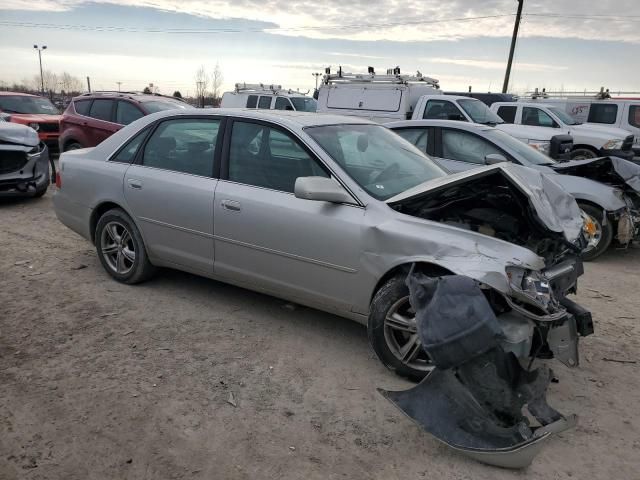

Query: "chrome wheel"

xmin=100 ymin=221 xmax=136 ymax=275
xmin=383 ymin=296 xmax=433 ymax=373
xmin=582 ymin=214 xmax=603 ymax=253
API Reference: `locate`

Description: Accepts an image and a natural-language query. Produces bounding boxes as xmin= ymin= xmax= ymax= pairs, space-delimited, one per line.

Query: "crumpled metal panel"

xmin=0 ymin=122 xmax=39 ymax=148
xmin=551 ymin=156 xmax=640 ymax=193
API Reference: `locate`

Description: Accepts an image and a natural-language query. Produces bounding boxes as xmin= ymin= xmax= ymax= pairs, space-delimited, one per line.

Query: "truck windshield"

xmin=485 ymin=129 xmax=556 ymax=166
xmin=458 ymin=99 xmax=504 ymax=125
xmin=306 ymin=124 xmax=446 ymax=200
xmin=291 ymin=97 xmax=317 ymax=112
xmin=0 ymin=95 xmax=59 ymax=115
xmin=548 ymin=107 xmax=581 ymax=125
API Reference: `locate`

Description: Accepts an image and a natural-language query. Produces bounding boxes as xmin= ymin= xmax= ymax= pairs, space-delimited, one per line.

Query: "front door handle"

xmin=221 ymin=199 xmax=241 ymax=212
xmin=127 ymin=178 xmax=142 ymax=190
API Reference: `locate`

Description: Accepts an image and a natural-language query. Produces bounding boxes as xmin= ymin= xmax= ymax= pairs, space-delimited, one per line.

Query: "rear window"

xmin=89 ymin=99 xmax=114 ymax=122
xmin=246 ymin=95 xmax=258 ymax=108
xmin=588 ymin=104 xmax=618 ymax=124
xmin=497 ymin=106 xmax=517 ymax=123
xmin=74 ymin=99 xmax=91 ymax=116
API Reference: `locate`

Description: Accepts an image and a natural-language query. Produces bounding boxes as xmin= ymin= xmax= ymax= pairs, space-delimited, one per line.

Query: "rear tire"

xmin=95 ymin=208 xmax=156 ymax=284
xmin=579 ymin=203 xmax=613 ymax=261
xmin=368 ymin=274 xmax=433 ymax=381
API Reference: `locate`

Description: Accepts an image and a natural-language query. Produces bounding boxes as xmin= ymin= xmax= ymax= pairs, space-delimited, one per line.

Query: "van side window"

xmin=588 ymin=104 xmax=618 ymax=124
xmin=522 ymin=107 xmax=558 ymax=128
xmin=246 ymin=95 xmax=258 ymax=108
xmin=275 ymin=97 xmax=293 ymax=110
xmin=423 ymin=100 xmax=465 ymax=121
xmin=258 ymin=96 xmax=272 ymax=109
xmin=497 ymin=106 xmax=517 ymax=123
xmin=629 ymin=106 xmax=640 ymax=128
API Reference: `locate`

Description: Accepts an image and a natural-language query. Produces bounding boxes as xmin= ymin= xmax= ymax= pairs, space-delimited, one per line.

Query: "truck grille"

xmin=38 ymin=122 xmax=59 ymax=133
xmin=622 ymin=135 xmax=634 ymax=152
xmin=0 ymin=151 xmax=28 ymax=174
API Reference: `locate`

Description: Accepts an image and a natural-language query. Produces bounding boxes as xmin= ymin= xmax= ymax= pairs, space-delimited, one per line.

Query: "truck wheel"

xmin=368 ymin=274 xmax=433 ymax=381
xmin=571 ymin=148 xmax=597 ymax=160
xmin=580 ymin=203 xmax=613 ymax=261
xmin=95 ymin=208 xmax=156 ymax=284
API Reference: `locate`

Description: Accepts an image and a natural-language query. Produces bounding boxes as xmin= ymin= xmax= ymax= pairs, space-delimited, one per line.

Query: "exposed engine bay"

xmin=390 ymin=169 xmax=582 ymax=265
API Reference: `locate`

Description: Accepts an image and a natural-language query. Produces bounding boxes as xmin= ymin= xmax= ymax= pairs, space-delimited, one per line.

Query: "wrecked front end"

xmin=0 ymin=123 xmax=51 ymax=197
xmin=379 ymin=165 xmax=593 ymax=467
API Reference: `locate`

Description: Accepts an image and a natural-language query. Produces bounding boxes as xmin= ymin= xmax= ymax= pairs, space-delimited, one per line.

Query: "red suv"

xmin=0 ymin=92 xmax=62 ymax=155
xmin=58 ymin=92 xmax=189 ymax=152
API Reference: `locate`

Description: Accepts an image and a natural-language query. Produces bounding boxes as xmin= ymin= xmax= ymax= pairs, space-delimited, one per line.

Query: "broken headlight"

xmin=602 ymin=138 xmax=623 ymax=150
xmin=506 ymin=267 xmax=553 ymax=310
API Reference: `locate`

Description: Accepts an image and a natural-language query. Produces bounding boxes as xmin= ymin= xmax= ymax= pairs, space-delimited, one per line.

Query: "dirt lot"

xmin=1 ymin=191 xmax=639 ymax=480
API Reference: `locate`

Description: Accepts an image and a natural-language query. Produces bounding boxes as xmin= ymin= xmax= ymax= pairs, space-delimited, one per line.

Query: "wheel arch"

xmin=571 ymin=144 xmax=599 ymax=154
xmin=90 ymin=201 xmax=130 ymax=244
xmin=369 ymin=261 xmax=454 ymax=304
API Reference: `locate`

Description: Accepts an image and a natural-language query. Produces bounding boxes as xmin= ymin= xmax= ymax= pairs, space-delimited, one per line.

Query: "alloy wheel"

xmin=100 ymin=221 xmax=136 ymax=275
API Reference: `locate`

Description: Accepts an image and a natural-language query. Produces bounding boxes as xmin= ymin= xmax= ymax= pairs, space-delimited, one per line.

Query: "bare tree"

xmin=60 ymin=72 xmax=83 ymax=96
xmin=34 ymin=70 xmax=58 ymax=97
xmin=194 ymin=65 xmax=208 ymax=107
xmin=211 ymin=62 xmax=224 ymax=106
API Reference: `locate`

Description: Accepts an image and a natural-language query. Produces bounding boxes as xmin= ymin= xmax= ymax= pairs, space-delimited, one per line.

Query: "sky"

xmin=0 ymin=1 xmax=639 ymax=96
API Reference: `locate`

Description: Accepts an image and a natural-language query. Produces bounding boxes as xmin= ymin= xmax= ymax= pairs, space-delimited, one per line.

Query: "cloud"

xmin=428 ymin=57 xmax=569 ymax=72
xmin=2 ymin=0 xmax=639 ymax=43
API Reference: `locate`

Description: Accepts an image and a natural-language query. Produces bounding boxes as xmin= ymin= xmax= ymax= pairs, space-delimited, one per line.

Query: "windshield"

xmin=141 ymin=100 xmax=189 ymax=113
xmin=458 ymin=99 xmax=504 ymax=124
xmin=291 ymin=97 xmax=317 ymax=112
xmin=306 ymin=124 xmax=446 ymax=200
xmin=0 ymin=95 xmax=59 ymax=115
xmin=548 ymin=107 xmax=580 ymax=125
xmin=485 ymin=129 xmax=556 ymax=166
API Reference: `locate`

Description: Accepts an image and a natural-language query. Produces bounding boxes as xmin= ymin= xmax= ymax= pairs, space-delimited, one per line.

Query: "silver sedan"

xmin=53 ymin=109 xmax=591 ymax=379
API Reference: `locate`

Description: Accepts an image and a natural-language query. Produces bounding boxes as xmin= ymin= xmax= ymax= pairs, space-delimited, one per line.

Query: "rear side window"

xmin=629 ymin=105 xmax=640 ymax=128
xmin=588 ymin=104 xmax=618 ymax=124
xmin=141 ymin=119 xmax=220 ymax=177
xmin=423 ymin=100 xmax=465 ymax=121
xmin=116 ymin=101 xmax=144 ymax=125
xmin=89 ymin=99 xmax=114 ymax=122
xmin=258 ymin=96 xmax=272 ymax=109
xmin=246 ymin=95 xmax=258 ymax=108
xmin=497 ymin=106 xmax=517 ymax=123
xmin=394 ymin=128 xmax=430 ymax=153
xmin=110 ymin=127 xmax=149 ymax=163
xmin=74 ymin=99 xmax=91 ymax=116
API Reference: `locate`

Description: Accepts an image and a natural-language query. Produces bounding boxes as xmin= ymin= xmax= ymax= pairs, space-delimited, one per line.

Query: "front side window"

xmin=111 ymin=127 xmax=149 ymax=163
xmin=228 ymin=121 xmax=328 ymax=193
xmin=246 ymin=95 xmax=258 ymax=108
xmin=274 ymin=97 xmax=293 ymax=110
xmin=290 ymin=97 xmax=317 ymax=112
xmin=307 ymin=124 xmax=445 ymax=200
xmin=394 ymin=128 xmax=430 ymax=153
xmin=89 ymin=99 xmax=114 ymax=122
xmin=497 ymin=106 xmax=517 ymax=124
xmin=258 ymin=96 xmax=273 ymax=109
xmin=629 ymin=105 xmax=640 ymax=128
xmin=522 ymin=107 xmax=558 ymax=128
xmin=141 ymin=119 xmax=220 ymax=176
xmin=441 ymin=129 xmax=503 ymax=164
xmin=116 ymin=101 xmax=144 ymax=125
xmin=74 ymin=99 xmax=91 ymax=116
xmin=423 ymin=100 xmax=466 ymax=121
xmin=588 ymin=104 xmax=618 ymax=124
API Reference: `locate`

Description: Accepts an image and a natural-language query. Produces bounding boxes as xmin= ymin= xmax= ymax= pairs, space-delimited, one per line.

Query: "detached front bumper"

xmin=600 ymin=148 xmax=635 ymax=162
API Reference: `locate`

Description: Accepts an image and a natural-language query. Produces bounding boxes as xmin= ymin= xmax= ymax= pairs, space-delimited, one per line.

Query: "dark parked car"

xmin=58 ymin=92 xmax=188 ymax=152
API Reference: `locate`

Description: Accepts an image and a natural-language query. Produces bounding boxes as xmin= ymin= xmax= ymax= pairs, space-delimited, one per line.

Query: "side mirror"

xmin=485 ymin=153 xmax=508 ymax=165
xmin=294 ymin=177 xmax=355 ymax=204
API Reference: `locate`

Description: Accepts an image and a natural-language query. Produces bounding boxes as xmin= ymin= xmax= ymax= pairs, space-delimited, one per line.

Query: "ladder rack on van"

xmin=234 ymin=83 xmax=283 ymax=94
xmin=322 ymin=67 xmax=439 ymax=88
xmin=526 ymin=87 xmax=640 ymax=100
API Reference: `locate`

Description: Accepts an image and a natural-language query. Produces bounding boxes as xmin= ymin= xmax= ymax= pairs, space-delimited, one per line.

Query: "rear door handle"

xmin=127 ymin=179 xmax=142 ymax=190
xmin=221 ymin=199 xmax=241 ymax=212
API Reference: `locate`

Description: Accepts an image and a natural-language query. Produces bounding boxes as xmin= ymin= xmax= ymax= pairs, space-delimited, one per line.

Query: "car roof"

xmin=0 ymin=91 xmax=40 ymax=97
xmin=71 ymin=92 xmax=187 ymax=103
xmin=385 ymin=119 xmax=493 ymax=132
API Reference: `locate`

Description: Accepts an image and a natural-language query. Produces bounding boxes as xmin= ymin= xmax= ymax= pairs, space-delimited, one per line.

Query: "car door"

xmin=87 ymin=99 xmax=120 ymax=145
xmin=123 ymin=117 xmax=222 ymax=273
xmin=435 ymin=128 xmax=507 ymax=172
xmin=213 ymin=119 xmax=363 ymax=312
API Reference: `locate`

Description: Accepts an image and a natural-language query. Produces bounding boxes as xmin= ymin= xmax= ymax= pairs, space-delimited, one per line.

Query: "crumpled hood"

xmin=387 ymin=163 xmax=584 ymax=244
xmin=0 ymin=122 xmax=39 ymax=147
xmin=551 ymin=156 xmax=640 ymax=193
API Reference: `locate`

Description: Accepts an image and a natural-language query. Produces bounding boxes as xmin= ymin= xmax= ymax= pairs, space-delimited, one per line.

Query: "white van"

xmin=315 ymin=67 xmax=442 ymax=122
xmin=220 ymin=84 xmax=317 ymax=112
xmin=525 ymin=93 xmax=640 ymax=156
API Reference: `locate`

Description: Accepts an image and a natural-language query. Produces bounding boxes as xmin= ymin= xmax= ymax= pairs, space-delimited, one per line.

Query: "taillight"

xmin=55 ymin=171 xmax=61 ymax=188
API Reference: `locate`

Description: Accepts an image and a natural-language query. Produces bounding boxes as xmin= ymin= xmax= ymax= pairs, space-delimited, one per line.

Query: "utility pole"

xmin=33 ymin=45 xmax=47 ymax=95
xmin=312 ymin=72 xmax=322 ymax=90
xmin=86 ymin=76 xmax=91 ymax=92
xmin=502 ymin=0 xmax=523 ymax=94
xmin=117 ymin=81 xmax=122 ymax=92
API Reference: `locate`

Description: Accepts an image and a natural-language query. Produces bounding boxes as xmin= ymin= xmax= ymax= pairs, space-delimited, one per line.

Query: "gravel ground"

xmin=1 ymin=191 xmax=639 ymax=480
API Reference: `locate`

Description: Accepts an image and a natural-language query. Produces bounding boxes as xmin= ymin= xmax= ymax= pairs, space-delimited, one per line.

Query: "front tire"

xmin=368 ymin=274 xmax=433 ymax=381
xmin=571 ymin=147 xmax=598 ymax=160
xmin=95 ymin=208 xmax=156 ymax=284
xmin=580 ymin=203 xmax=613 ymax=261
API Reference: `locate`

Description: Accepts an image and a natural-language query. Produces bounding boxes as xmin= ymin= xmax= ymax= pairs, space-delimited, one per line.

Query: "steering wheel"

xmin=371 ymin=162 xmax=400 ymax=184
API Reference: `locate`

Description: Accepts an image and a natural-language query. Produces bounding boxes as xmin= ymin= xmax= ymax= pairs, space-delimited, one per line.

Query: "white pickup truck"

xmin=489 ymin=102 xmax=635 ymax=161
